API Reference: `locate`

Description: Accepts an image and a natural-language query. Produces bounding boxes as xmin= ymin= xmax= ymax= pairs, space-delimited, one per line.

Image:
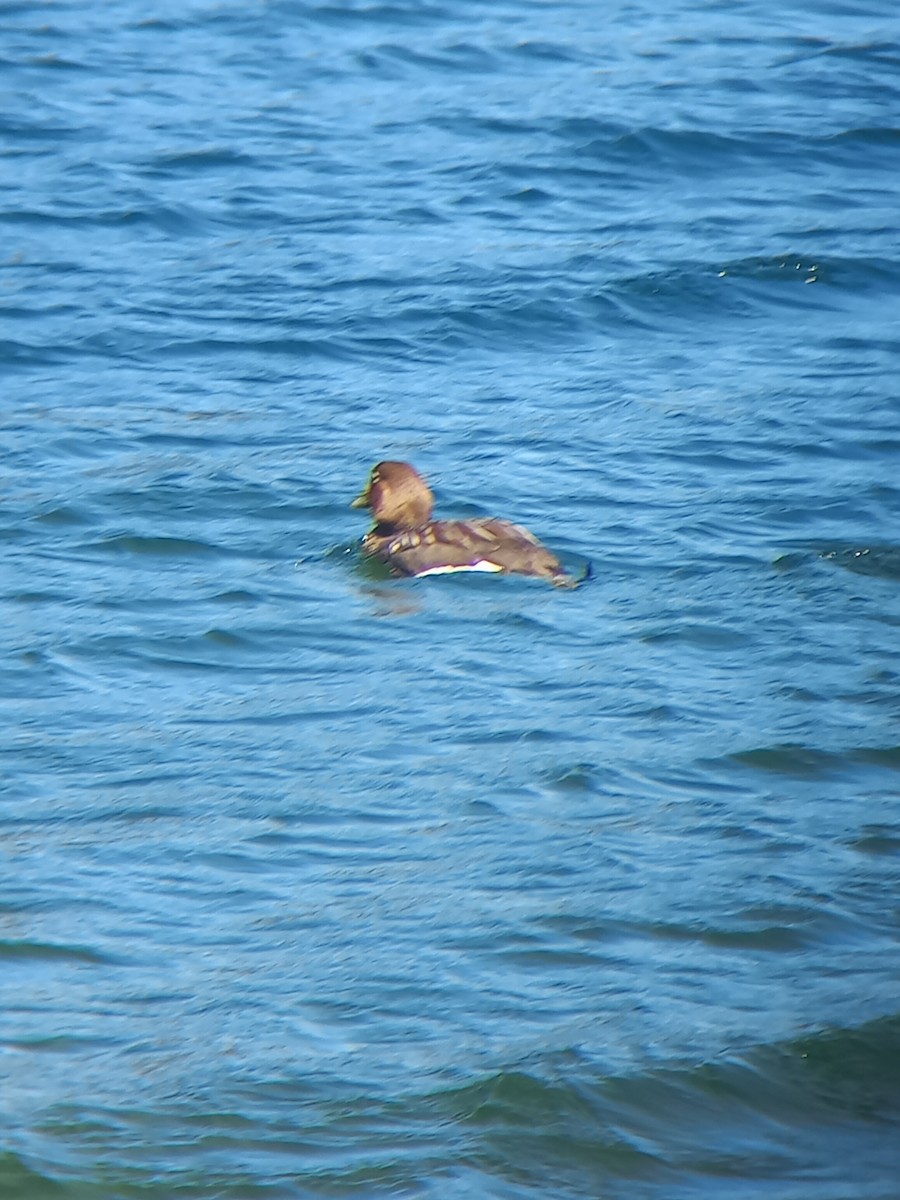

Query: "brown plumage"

xmin=351 ymin=461 xmax=578 ymax=587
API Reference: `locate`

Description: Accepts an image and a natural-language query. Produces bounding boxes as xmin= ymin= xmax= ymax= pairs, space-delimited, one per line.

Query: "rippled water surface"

xmin=3 ymin=0 xmax=900 ymax=1196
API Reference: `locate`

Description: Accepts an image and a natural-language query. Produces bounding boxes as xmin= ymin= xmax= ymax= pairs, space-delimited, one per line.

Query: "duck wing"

xmin=382 ymin=519 xmax=571 ymax=583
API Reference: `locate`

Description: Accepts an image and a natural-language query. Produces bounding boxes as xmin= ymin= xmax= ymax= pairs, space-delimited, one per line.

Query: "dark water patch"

xmin=573 ymin=122 xmax=900 ymax=181
xmin=212 ymin=590 xmax=258 ymax=604
xmin=124 ymin=644 xmax=294 ymax=675
xmin=457 ymin=1070 xmax=668 ymax=1185
xmin=89 ymin=535 xmax=222 ymax=557
xmin=32 ymin=800 xmax=188 ymax=827
xmin=23 ymin=53 xmax=89 ymax=72
xmin=510 ymin=38 xmax=587 ymax=64
xmin=591 ymin=263 xmax=821 ymax=329
xmin=504 ymin=185 xmax=555 ymax=207
xmin=379 ymin=1019 xmax=893 ymax=1190
xmin=202 ymin=628 xmax=248 ymax=649
xmin=6 ymin=1035 xmax=117 ymax=1054
xmin=854 ymin=746 xmax=900 ymax=770
xmin=542 ymin=762 xmax=601 ymax=794
xmin=730 ymin=738 xmax=900 ymax=782
xmin=16 ymin=1009 xmax=900 ymax=1197
xmin=149 ymin=334 xmax=394 ymax=364
xmin=536 ymin=914 xmax=634 ymax=946
xmin=850 ymin=825 xmax=900 ymax=856
xmin=616 ymin=126 xmax=762 ymax=173
xmin=184 ymin=706 xmax=372 ymax=730
xmin=715 ymin=252 xmax=876 ymax=289
xmin=0 ymin=204 xmax=210 ymax=235
xmin=42 ymin=629 xmax=269 ymax=676
xmin=455 ymin=727 xmax=579 ymax=747
xmin=599 ymin=1018 xmax=900 ymax=1169
xmin=0 ymin=1154 xmax=65 ymax=1200
xmin=389 ymin=290 xmax=596 ymax=350
xmin=820 ymin=544 xmax=900 ymax=579
xmin=7 ymin=593 xmax=68 ymax=615
xmin=142 ymin=147 xmax=259 ymax=176
xmin=540 ymin=899 xmax=865 ymax=958
xmin=835 ymin=671 xmax=900 ymax=711
xmin=490 ymin=940 xmax=622 ymax=972
xmin=361 ymin=39 xmax=502 ymax=77
xmin=0 ymin=115 xmax=83 ymax=144
xmin=457 ymin=1015 xmax=900 ymax=1180
xmin=772 ymin=550 xmax=809 ymax=573
xmin=430 ymin=111 xmax=550 ymax=143
xmin=0 ymin=336 xmax=76 ymax=369
xmin=31 ymin=505 xmax=91 ymax=527
xmin=829 ymin=124 xmax=900 ymax=148
xmin=0 ymin=301 xmax=82 ymax=324
xmin=825 ymin=333 xmax=900 ymax=360
xmin=729 ymin=743 xmax=851 ymax=779
xmin=639 ymin=920 xmax=809 ymax=953
xmin=190 ymin=848 xmax=292 ymax=882
xmin=640 ymin=621 xmax=753 ymax=650
xmin=814 ymin=40 xmax=900 ymax=69
xmin=0 ymin=940 xmax=108 ymax=965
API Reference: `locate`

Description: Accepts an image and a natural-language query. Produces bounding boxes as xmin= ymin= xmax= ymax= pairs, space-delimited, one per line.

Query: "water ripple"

xmin=3 ymin=0 xmax=900 ymax=1195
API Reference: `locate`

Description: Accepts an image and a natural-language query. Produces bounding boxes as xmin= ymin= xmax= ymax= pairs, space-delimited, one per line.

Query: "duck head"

xmin=351 ymin=461 xmax=435 ymax=532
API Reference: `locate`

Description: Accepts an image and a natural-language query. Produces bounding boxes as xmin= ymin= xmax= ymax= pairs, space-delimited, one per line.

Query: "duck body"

xmin=352 ymin=461 xmax=577 ymax=587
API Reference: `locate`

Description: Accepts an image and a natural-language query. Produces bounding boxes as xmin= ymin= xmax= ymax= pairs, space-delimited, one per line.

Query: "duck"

xmin=351 ymin=461 xmax=579 ymax=587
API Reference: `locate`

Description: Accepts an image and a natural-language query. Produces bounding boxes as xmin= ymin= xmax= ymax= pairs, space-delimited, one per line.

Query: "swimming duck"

xmin=351 ymin=461 xmax=578 ymax=587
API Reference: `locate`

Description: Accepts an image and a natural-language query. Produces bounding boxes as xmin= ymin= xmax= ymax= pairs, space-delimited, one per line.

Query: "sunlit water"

xmin=3 ymin=1 xmax=900 ymax=1196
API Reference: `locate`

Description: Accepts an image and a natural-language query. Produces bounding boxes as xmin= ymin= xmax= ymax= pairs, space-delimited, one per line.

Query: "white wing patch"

xmin=414 ymin=560 xmax=504 ymax=577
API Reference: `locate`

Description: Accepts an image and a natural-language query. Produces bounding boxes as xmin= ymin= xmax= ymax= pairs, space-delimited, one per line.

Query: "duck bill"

xmin=350 ymin=487 xmax=370 ymax=509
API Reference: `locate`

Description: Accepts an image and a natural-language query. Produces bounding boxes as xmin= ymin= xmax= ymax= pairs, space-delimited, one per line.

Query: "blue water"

xmin=3 ymin=0 xmax=900 ymax=1196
